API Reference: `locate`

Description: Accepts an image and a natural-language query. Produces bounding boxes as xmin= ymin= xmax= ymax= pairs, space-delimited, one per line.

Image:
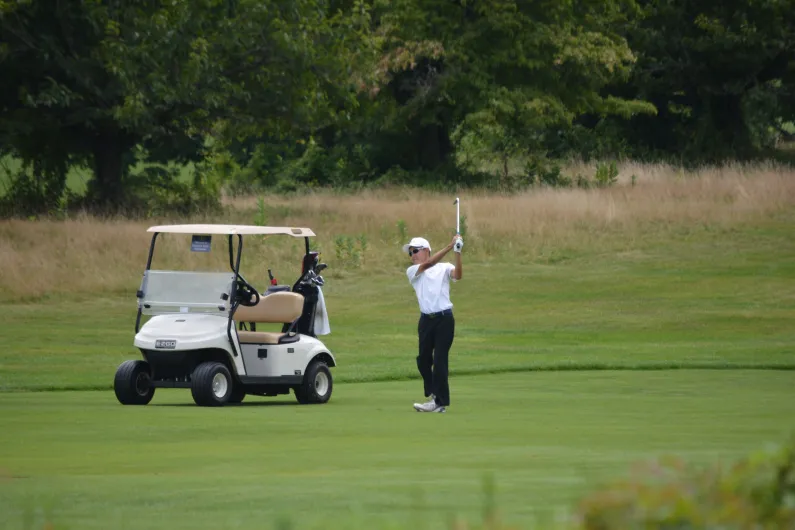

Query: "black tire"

xmin=294 ymin=361 xmax=332 ymax=404
xmin=191 ymin=362 xmax=233 ymax=407
xmin=228 ymin=383 xmax=246 ymax=404
xmin=114 ymin=360 xmax=155 ymax=405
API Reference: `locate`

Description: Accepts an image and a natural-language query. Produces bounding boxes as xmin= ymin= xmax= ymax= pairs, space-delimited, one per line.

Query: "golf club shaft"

xmin=455 ymin=197 xmax=460 ymax=234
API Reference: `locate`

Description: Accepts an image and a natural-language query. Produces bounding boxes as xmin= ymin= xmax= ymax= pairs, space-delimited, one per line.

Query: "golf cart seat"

xmin=233 ymin=291 xmax=304 ymax=345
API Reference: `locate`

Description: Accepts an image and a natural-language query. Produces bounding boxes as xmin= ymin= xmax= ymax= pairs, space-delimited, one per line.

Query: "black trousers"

xmin=416 ymin=312 xmax=455 ymax=406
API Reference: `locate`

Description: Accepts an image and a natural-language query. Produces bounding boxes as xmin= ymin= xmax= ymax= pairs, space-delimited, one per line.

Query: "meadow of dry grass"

xmin=1 ymin=162 xmax=793 ymax=301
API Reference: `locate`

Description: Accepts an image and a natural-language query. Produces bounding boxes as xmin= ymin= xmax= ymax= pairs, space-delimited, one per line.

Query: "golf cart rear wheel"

xmin=114 ymin=360 xmax=155 ymax=405
xmin=191 ymin=362 xmax=233 ymax=407
xmin=294 ymin=361 xmax=332 ymax=404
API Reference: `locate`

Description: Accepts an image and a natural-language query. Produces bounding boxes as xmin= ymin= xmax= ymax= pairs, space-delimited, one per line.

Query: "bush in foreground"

xmin=575 ymin=438 xmax=795 ymax=529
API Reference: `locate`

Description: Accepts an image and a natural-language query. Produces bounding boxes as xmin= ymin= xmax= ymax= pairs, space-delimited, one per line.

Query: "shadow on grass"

xmin=149 ymin=400 xmax=300 ymax=408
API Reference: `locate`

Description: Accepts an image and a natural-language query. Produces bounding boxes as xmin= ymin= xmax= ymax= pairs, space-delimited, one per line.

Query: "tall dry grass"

xmin=1 ymin=163 xmax=793 ymax=301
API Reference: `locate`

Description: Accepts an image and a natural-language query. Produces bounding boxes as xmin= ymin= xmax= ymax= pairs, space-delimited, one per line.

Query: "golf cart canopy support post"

xmin=226 ymin=233 xmax=244 ymax=359
xmin=135 ymin=231 xmax=159 ymax=333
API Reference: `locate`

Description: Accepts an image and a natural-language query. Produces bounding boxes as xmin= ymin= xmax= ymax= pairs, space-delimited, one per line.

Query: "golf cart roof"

xmin=147 ymin=224 xmax=315 ymax=237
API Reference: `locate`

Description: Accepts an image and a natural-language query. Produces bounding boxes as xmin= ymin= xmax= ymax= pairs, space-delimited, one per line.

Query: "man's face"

xmin=408 ymin=247 xmax=427 ymax=264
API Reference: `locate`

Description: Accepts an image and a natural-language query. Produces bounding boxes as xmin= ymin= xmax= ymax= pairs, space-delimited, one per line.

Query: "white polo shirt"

xmin=406 ymin=262 xmax=457 ymax=314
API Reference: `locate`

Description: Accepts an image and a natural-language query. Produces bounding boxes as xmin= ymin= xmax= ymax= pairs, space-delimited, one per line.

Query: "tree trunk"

xmin=417 ymin=122 xmax=452 ymax=170
xmin=92 ymin=127 xmax=130 ymax=211
xmin=703 ymin=93 xmax=753 ymax=160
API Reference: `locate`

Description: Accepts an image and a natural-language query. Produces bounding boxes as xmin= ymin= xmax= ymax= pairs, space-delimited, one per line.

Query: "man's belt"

xmin=421 ymin=308 xmax=453 ymax=319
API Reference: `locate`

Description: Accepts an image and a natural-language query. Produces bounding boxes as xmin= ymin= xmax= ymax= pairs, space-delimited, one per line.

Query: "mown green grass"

xmin=0 ymin=201 xmax=793 ymax=529
xmin=1 ymin=371 xmax=794 ymax=530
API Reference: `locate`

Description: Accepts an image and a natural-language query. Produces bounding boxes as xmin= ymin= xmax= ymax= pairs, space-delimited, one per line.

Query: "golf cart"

xmin=113 ymin=224 xmax=336 ymax=407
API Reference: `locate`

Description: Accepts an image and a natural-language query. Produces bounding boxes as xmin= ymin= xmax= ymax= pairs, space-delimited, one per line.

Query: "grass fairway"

xmin=1 ymin=175 xmax=794 ymax=528
xmin=1 ymin=370 xmax=794 ymax=530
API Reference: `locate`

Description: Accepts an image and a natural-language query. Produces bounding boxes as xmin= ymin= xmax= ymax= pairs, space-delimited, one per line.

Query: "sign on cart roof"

xmin=147 ymin=224 xmax=315 ymax=237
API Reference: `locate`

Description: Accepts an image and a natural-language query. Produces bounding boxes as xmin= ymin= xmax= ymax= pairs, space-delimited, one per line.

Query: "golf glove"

xmin=453 ymin=236 xmax=464 ymax=253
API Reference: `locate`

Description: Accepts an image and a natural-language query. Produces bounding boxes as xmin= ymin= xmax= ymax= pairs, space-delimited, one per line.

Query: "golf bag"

xmin=284 ymin=251 xmax=323 ymax=337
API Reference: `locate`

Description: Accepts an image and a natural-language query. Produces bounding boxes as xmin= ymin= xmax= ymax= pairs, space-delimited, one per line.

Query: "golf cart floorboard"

xmin=150 ymin=375 xmax=302 ymax=389
xmin=150 ymin=375 xmax=303 ymax=388
xmin=239 ymin=375 xmax=303 ymax=385
xmin=151 ymin=380 xmax=192 ymax=389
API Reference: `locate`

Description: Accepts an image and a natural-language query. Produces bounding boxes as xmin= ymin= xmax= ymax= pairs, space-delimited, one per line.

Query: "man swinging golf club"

xmin=403 ymin=198 xmax=464 ymax=413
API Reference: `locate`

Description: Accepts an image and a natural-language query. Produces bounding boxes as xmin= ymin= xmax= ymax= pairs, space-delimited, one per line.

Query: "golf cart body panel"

xmin=115 ymin=223 xmax=335 ymax=407
xmin=134 ymin=313 xmax=248 ymax=377
xmin=238 ymin=336 xmax=335 ymax=378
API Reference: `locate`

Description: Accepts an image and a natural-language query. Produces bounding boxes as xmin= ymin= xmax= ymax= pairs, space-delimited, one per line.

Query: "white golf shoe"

xmin=413 ymin=394 xmax=433 ymax=409
xmin=413 ymin=396 xmax=446 ymax=413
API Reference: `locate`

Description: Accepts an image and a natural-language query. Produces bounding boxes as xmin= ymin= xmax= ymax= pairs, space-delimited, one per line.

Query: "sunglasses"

xmin=408 ymin=248 xmax=423 ymax=256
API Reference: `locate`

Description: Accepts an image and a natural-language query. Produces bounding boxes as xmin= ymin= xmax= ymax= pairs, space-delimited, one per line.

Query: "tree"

xmin=613 ymin=0 xmax=795 ymax=161
xmin=357 ymin=0 xmax=654 ymax=178
xmin=0 ymin=0 xmax=361 ymax=212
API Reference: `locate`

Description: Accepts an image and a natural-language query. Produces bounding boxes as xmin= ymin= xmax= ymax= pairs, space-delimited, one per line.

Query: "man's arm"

xmin=417 ymin=240 xmax=455 ymax=274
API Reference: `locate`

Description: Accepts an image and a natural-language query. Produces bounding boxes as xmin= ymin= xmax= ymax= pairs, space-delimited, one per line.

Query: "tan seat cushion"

xmin=237 ymin=330 xmax=287 ymax=345
xmin=233 ymin=291 xmax=304 ymax=323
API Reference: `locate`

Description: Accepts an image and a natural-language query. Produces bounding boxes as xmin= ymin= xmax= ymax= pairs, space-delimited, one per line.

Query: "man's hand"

xmin=453 ymin=235 xmax=464 ymax=253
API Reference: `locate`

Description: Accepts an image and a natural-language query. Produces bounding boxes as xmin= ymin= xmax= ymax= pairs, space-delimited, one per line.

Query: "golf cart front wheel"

xmin=114 ymin=360 xmax=155 ymax=405
xmin=191 ymin=362 xmax=233 ymax=407
xmin=294 ymin=361 xmax=333 ymax=404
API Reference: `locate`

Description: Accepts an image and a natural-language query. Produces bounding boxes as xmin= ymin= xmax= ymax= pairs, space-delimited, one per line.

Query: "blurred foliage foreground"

xmin=574 ymin=439 xmax=795 ymax=530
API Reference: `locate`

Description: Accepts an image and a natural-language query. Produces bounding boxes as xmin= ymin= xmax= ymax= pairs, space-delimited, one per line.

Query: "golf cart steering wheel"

xmin=234 ymin=275 xmax=260 ymax=307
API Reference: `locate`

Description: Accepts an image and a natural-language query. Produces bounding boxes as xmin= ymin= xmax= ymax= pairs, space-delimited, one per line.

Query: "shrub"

xmin=333 ymin=234 xmax=367 ymax=269
xmin=575 ymin=438 xmax=795 ymax=529
xmin=0 ymin=165 xmax=71 ymax=218
xmin=121 ymin=165 xmax=221 ymax=217
xmin=395 ymin=219 xmax=408 ymax=245
xmin=594 ymin=161 xmax=619 ymax=188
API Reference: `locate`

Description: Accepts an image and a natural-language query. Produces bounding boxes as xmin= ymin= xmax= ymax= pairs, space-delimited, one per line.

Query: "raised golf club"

xmin=453 ymin=197 xmax=463 ymax=252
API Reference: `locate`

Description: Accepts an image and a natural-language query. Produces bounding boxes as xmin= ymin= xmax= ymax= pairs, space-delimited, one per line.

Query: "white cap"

xmin=402 ymin=237 xmax=431 ymax=254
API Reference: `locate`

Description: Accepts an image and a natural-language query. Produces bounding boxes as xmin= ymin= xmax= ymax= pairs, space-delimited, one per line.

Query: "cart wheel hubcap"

xmin=212 ymin=373 xmax=228 ymax=398
xmin=314 ymin=371 xmax=329 ymax=396
xmin=134 ymin=372 xmax=150 ymax=396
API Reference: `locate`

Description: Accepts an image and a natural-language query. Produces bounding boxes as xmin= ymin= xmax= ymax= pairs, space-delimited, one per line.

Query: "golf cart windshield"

xmin=138 ymin=271 xmax=236 ymax=315
xmin=137 ymin=224 xmax=316 ymax=318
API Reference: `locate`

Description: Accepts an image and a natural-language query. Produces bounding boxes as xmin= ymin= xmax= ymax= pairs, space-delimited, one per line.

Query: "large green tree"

xmin=0 ymin=0 xmax=360 ymax=210
xmin=612 ymin=0 xmax=795 ymax=161
xmin=355 ymin=0 xmax=654 ymax=179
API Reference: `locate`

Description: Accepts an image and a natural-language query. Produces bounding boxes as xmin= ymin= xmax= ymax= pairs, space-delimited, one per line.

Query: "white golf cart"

xmin=113 ymin=224 xmax=336 ymax=407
